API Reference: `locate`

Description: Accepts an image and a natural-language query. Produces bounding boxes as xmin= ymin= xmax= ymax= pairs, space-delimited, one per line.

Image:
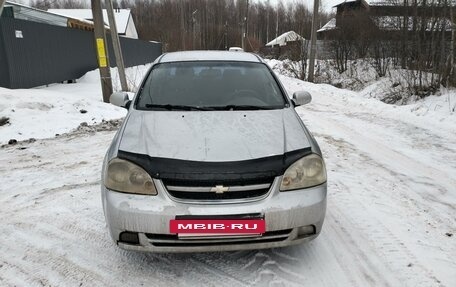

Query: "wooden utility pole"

xmin=91 ymin=0 xmax=113 ymax=103
xmin=241 ymin=17 xmax=246 ymax=50
xmin=180 ymin=3 xmax=185 ymax=50
xmin=275 ymin=8 xmax=279 ymax=42
xmin=192 ymin=9 xmax=198 ymax=50
xmin=266 ymin=8 xmax=269 ymax=43
xmin=308 ymin=0 xmax=319 ymax=82
xmin=244 ymin=0 xmax=249 ymax=50
xmin=450 ymin=5 xmax=455 ymax=86
xmin=224 ymin=21 xmax=228 ymax=50
xmin=0 ymin=0 xmax=6 ymax=16
xmin=105 ymin=0 xmax=129 ymax=92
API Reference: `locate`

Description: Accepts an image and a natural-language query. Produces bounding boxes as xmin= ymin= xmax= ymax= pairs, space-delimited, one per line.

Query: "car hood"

xmin=118 ymin=108 xmax=310 ymax=162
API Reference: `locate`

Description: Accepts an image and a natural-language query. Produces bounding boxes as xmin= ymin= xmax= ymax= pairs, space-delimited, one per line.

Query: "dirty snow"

xmin=0 ymin=68 xmax=455 ymax=286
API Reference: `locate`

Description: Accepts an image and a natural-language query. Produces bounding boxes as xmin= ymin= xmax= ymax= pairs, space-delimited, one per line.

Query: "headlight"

xmin=104 ymin=158 xmax=157 ymax=195
xmin=280 ymin=154 xmax=327 ymax=191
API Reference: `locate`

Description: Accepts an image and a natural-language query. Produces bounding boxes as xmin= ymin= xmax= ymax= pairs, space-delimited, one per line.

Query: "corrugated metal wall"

xmin=0 ymin=17 xmax=162 ymax=89
xmin=0 ymin=22 xmax=10 ymax=88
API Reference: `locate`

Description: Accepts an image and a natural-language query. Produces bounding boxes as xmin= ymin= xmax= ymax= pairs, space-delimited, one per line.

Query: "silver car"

xmin=102 ymin=51 xmax=327 ymax=253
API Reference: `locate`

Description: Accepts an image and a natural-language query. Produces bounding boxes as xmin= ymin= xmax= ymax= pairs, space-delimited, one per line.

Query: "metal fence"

xmin=0 ymin=17 xmax=162 ymax=89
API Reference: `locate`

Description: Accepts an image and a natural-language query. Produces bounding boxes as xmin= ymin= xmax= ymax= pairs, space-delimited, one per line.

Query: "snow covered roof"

xmin=370 ymin=0 xmax=456 ymax=5
xmin=265 ymin=31 xmax=305 ymax=47
xmin=48 ymin=9 xmax=132 ymax=34
xmin=3 ymin=1 xmax=71 ymax=27
xmin=333 ymin=0 xmax=456 ymax=7
xmin=333 ymin=0 xmax=360 ymax=7
xmin=372 ymin=16 xmax=453 ymax=31
xmin=318 ymin=15 xmax=453 ymax=33
xmin=317 ymin=18 xmax=337 ymax=32
xmin=2 ymin=1 xmax=103 ymax=30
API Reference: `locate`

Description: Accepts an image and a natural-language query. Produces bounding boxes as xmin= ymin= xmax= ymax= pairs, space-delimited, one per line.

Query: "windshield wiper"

xmin=144 ymin=104 xmax=212 ymax=111
xmin=211 ymin=105 xmax=277 ymax=110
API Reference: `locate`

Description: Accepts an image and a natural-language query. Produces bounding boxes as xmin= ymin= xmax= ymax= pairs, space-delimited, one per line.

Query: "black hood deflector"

xmin=117 ymin=148 xmax=312 ymax=184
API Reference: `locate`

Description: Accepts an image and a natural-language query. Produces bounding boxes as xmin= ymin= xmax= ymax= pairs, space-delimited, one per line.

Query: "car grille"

xmin=162 ymin=178 xmax=274 ymax=202
xmin=145 ymin=229 xmax=293 ymax=247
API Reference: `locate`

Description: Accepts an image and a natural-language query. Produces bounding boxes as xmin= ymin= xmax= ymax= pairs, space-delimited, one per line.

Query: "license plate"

xmin=169 ymin=219 xmax=265 ymax=237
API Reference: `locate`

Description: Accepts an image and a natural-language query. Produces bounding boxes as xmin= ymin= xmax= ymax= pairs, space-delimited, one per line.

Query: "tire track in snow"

xmin=310 ymin=121 xmax=453 ymax=286
xmin=241 ymin=251 xmax=305 ymax=287
xmin=188 ymin=256 xmax=251 ymax=286
xmin=307 ymin=113 xmax=456 ymax=229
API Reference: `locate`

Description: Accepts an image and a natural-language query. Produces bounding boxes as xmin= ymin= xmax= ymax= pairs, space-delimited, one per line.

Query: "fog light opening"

xmin=297 ymin=225 xmax=316 ymax=238
xmin=119 ymin=231 xmax=140 ymax=245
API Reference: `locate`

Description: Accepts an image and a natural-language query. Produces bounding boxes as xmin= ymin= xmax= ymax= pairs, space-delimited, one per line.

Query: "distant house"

xmin=265 ymin=31 xmax=305 ymax=47
xmin=317 ymin=18 xmax=338 ymax=39
xmin=318 ymin=0 xmax=454 ymax=40
xmin=49 ymin=9 xmax=138 ymax=39
xmin=260 ymin=31 xmax=308 ymax=60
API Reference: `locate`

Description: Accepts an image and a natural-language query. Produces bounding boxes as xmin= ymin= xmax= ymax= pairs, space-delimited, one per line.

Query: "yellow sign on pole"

xmin=96 ymin=38 xmax=107 ymax=67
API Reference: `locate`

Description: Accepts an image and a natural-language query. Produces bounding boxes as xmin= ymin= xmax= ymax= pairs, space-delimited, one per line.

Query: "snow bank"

xmin=0 ymin=64 xmax=151 ymax=145
xmin=275 ymin=72 xmax=455 ymax=135
xmin=2 ymin=59 xmax=453 ymax=145
xmin=267 ymin=58 xmax=380 ymax=90
xmin=266 ymin=59 xmax=456 ymax=118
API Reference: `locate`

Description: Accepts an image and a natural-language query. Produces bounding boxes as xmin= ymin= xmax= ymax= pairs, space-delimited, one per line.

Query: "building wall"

xmin=0 ymin=27 xmax=10 ymax=88
xmin=0 ymin=17 xmax=161 ymax=89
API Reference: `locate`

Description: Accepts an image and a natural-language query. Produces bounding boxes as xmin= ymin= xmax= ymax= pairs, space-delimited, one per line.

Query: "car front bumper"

xmin=101 ymin=177 xmax=327 ymax=253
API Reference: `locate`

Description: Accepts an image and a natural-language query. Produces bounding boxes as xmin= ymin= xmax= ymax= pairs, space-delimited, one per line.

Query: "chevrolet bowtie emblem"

xmin=211 ymin=185 xmax=230 ymax=194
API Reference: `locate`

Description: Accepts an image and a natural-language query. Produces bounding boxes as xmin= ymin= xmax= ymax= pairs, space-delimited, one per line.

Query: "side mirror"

xmin=110 ymin=92 xmax=130 ymax=109
xmin=292 ymin=91 xmax=312 ymax=107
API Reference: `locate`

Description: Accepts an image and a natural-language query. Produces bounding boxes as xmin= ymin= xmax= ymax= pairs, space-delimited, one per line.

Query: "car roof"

xmin=158 ymin=50 xmax=263 ymax=63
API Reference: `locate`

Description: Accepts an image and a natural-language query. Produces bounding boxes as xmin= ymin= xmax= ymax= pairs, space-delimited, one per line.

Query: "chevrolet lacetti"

xmin=101 ymin=51 xmax=327 ymax=252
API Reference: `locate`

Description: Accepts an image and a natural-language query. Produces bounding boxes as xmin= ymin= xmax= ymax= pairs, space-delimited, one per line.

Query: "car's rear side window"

xmin=136 ymin=61 xmax=286 ymax=109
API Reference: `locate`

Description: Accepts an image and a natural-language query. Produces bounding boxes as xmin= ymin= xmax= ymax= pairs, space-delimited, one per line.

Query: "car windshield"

xmin=136 ymin=61 xmax=287 ymax=110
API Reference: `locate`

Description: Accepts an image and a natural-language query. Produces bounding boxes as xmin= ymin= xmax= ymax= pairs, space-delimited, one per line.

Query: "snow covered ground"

xmin=0 ymin=68 xmax=455 ymax=286
xmin=0 ymin=65 xmax=150 ymax=144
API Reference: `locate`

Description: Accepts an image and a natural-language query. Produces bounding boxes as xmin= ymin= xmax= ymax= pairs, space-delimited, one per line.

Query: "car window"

xmin=136 ymin=61 xmax=286 ymax=110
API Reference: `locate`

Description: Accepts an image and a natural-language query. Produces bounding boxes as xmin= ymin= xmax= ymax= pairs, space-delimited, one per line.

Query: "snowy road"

xmin=1 ymin=77 xmax=455 ymax=286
